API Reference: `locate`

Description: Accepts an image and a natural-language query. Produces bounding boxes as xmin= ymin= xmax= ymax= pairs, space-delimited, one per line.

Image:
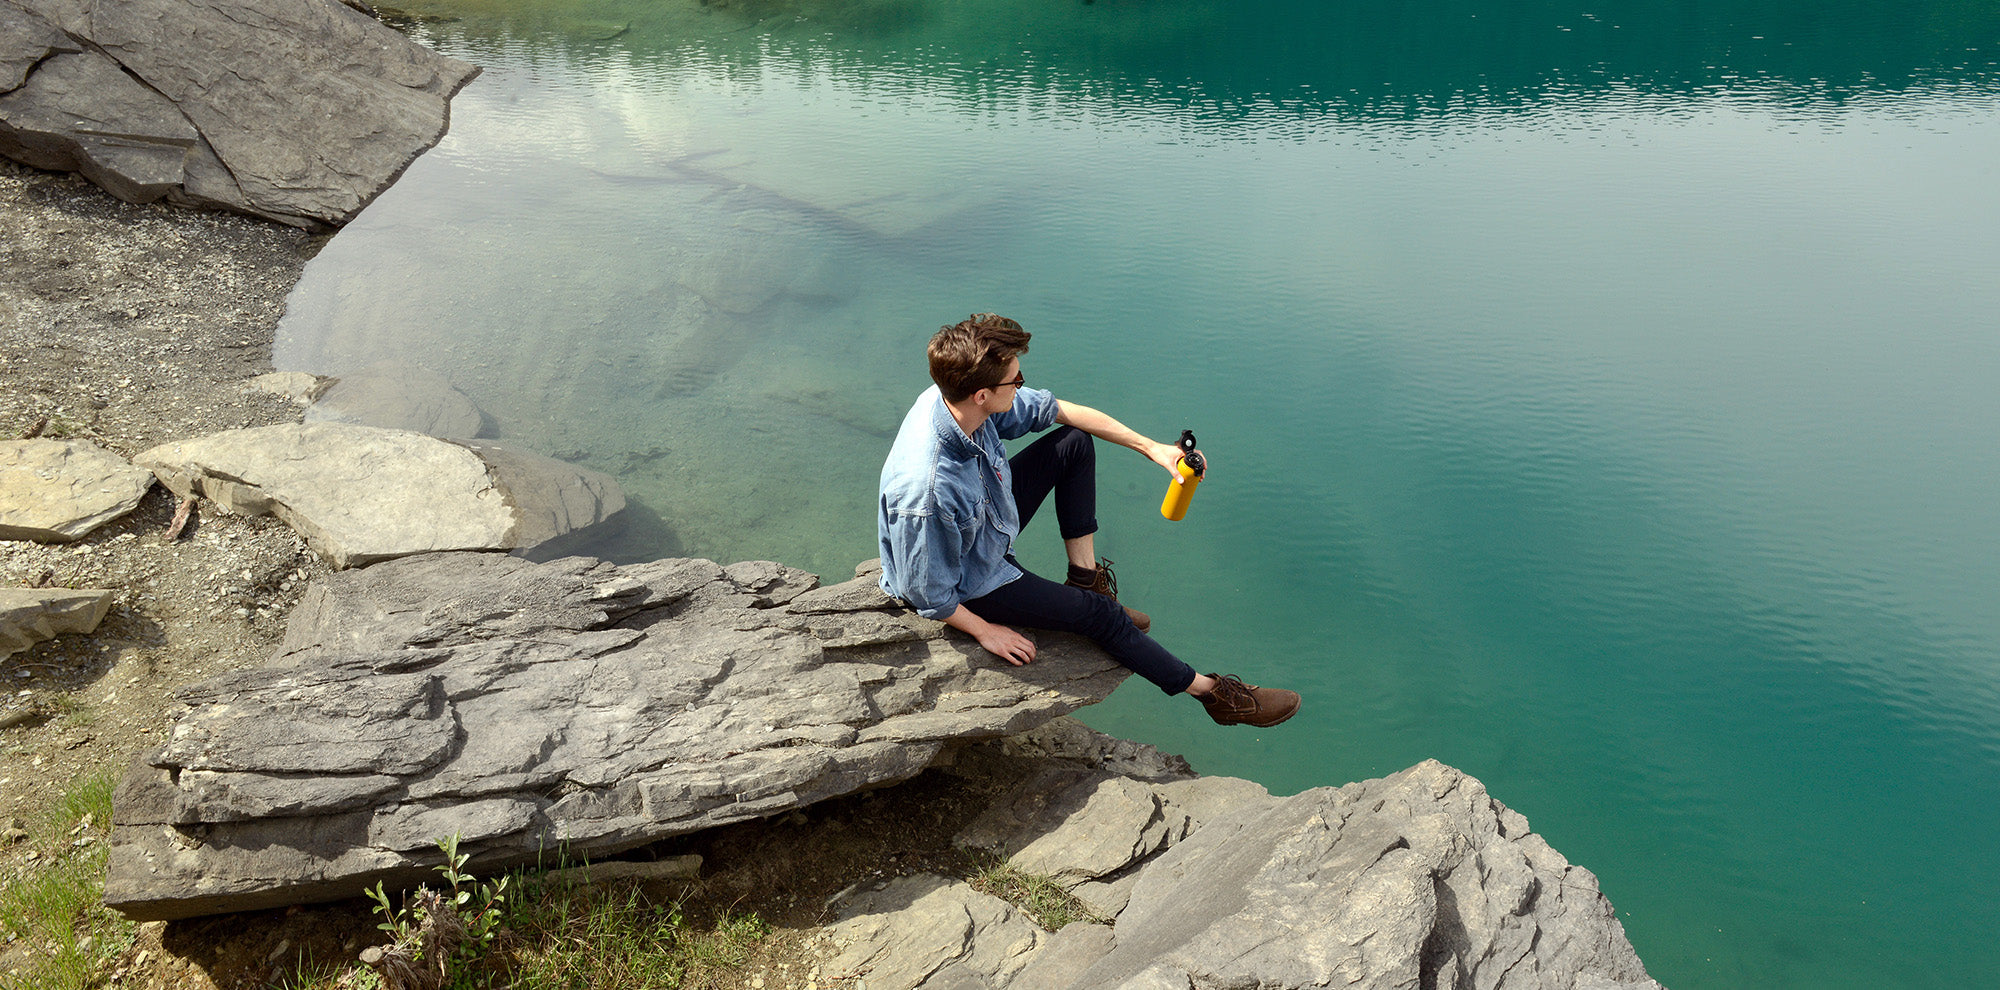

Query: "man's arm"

xmin=1056 ymin=399 xmax=1191 ymax=479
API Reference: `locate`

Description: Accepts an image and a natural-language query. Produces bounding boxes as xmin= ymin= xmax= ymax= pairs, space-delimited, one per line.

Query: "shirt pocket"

xmin=963 ymin=499 xmax=993 ymax=551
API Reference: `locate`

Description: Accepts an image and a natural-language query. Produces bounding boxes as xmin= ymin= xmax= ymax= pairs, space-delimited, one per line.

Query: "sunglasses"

xmin=989 ymin=375 xmax=1026 ymax=391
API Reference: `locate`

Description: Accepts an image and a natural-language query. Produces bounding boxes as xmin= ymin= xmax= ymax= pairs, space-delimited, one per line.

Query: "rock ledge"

xmin=106 ymin=552 xmax=1129 ymax=921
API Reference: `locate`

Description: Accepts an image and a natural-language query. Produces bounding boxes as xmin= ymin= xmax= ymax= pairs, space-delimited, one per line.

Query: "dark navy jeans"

xmin=963 ymin=427 xmax=1199 ymax=695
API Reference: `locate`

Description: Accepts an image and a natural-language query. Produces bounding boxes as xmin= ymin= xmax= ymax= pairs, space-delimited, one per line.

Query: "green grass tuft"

xmin=966 ymin=857 xmax=1104 ymax=932
xmin=0 ymin=770 xmax=136 ymax=990
xmin=497 ymin=871 xmax=768 ymax=990
xmin=277 ymin=855 xmax=768 ymax=990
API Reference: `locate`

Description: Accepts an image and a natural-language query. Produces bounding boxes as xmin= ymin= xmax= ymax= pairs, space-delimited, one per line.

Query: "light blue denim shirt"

xmin=878 ymin=384 xmax=1061 ymax=619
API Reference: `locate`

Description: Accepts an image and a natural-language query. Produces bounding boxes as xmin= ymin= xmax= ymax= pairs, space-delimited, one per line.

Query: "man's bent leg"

xmin=965 ymin=568 xmax=1193 ymax=695
xmin=1009 ymin=426 xmax=1098 ymax=540
xmin=1008 ymin=426 xmax=1151 ymax=630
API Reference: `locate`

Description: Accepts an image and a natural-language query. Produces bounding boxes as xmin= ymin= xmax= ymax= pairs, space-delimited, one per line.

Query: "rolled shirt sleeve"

xmin=989 ymin=386 xmax=1058 ymax=441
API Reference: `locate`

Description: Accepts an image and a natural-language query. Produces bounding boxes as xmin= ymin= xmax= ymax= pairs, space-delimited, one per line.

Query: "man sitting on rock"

xmin=877 ymin=313 xmax=1300 ymax=728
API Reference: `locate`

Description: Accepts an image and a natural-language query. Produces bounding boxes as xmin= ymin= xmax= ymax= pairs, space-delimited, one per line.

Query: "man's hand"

xmin=1148 ymin=439 xmax=1209 ymax=482
xmin=945 ymin=605 xmax=1037 ymax=665
xmin=976 ymin=623 xmax=1037 ymax=665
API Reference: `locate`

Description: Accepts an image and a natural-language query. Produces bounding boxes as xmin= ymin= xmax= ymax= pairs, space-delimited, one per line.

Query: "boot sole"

xmin=1247 ymin=703 xmax=1299 ymax=728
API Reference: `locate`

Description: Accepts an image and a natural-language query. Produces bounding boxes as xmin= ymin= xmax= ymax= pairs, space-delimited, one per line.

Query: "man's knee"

xmin=1070 ymin=583 xmax=1133 ymax=639
xmin=1052 ymin=424 xmax=1096 ymax=468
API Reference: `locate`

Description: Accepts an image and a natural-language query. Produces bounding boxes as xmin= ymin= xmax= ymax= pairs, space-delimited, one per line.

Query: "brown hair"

xmin=928 ymin=313 xmax=1031 ymax=402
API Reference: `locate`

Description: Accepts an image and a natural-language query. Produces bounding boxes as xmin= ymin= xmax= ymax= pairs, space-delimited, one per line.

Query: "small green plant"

xmin=36 ymin=414 xmax=85 ymax=439
xmin=436 ymin=834 xmax=508 ymax=971
xmin=967 ymin=857 xmax=1104 ymax=932
xmin=359 ymin=834 xmax=509 ymax=990
xmin=0 ymin=772 xmax=137 ymax=990
xmin=47 ymin=693 xmax=91 ymax=725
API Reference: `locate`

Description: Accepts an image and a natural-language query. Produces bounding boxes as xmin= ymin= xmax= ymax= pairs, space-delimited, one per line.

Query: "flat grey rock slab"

xmin=956 ymin=767 xmax=1179 ymax=886
xmin=827 ymin=874 xmax=1048 ymax=990
xmin=1 ymin=0 xmax=479 ymax=228
xmin=105 ymin=552 xmax=1131 ymax=921
xmin=133 ymin=423 xmax=623 ymax=568
xmin=451 ymin=439 xmax=623 ymax=553
xmin=0 ymin=586 xmax=113 ymax=659
xmin=304 ymin=361 xmax=485 ymax=439
xmin=0 ymin=438 xmax=155 ymax=541
xmin=0 ymin=41 xmax=195 ymax=203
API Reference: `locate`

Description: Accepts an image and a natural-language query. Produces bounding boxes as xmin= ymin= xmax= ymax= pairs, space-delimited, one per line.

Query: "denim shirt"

xmin=878 ymin=384 xmax=1061 ymax=619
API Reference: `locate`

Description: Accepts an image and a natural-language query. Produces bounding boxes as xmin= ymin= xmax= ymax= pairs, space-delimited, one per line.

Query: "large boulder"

xmin=829 ymin=756 xmax=1665 ymax=990
xmin=104 ymin=553 xmax=1132 ymax=921
xmin=0 ymin=0 xmax=479 ymax=228
xmin=134 ymin=423 xmax=623 ymax=568
xmin=0 ymin=438 xmax=155 ymax=541
xmin=0 ymin=585 xmax=113 ymax=659
xmin=0 ymin=17 xmax=192 ymax=203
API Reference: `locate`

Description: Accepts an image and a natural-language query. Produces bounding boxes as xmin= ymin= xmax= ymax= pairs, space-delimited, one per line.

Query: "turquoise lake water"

xmin=276 ymin=2 xmax=2000 ymax=985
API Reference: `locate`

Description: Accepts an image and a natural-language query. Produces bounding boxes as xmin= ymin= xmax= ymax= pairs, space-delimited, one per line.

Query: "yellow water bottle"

xmin=1160 ymin=430 xmax=1206 ymax=521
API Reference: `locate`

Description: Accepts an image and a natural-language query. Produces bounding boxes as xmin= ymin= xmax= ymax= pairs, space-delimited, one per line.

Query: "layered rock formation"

xmin=830 ymin=730 xmax=1666 ymax=990
xmin=104 ymin=550 xmax=1667 ymax=987
xmin=105 ymin=553 xmax=1130 ymax=921
xmin=0 ymin=0 xmax=478 ymax=228
xmin=135 ymin=423 xmax=623 ymax=568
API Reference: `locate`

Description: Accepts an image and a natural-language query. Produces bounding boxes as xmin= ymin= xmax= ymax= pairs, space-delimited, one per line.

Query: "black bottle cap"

xmin=1178 ymin=430 xmax=1205 ymax=476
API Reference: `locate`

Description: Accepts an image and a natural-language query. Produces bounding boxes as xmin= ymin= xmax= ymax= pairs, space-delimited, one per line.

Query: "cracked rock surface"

xmin=105 ymin=552 xmax=1130 ymax=921
xmin=0 ymin=0 xmax=478 ymax=228
xmin=831 ymin=757 xmax=1666 ymax=990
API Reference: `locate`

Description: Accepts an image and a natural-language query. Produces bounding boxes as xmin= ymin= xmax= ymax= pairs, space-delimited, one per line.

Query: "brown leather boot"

xmin=1198 ymin=673 xmax=1300 ymax=727
xmin=1065 ymin=557 xmax=1151 ymax=632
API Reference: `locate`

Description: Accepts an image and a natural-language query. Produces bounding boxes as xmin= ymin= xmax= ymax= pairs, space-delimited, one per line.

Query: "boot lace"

xmin=1208 ymin=674 xmax=1253 ymax=707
